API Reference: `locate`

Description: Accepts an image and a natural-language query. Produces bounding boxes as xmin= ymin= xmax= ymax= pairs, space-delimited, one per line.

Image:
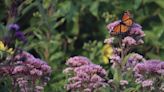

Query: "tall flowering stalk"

xmin=64 ymin=12 xmax=164 ymax=91
xmin=106 ymin=21 xmax=145 ymax=83
xmin=105 ymin=14 xmax=164 ymax=91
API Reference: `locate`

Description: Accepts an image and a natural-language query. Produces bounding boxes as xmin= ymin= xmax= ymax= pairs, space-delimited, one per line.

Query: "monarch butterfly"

xmin=110 ymin=11 xmax=133 ymax=35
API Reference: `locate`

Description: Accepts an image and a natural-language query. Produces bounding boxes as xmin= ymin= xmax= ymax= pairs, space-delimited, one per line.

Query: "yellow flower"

xmin=0 ymin=41 xmax=6 ymax=51
xmin=102 ymin=44 xmax=113 ymax=64
xmin=0 ymin=41 xmax=14 ymax=54
xmin=7 ymin=48 xmax=14 ymax=54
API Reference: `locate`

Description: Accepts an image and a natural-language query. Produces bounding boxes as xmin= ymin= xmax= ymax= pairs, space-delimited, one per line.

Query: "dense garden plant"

xmin=0 ymin=24 xmax=51 ymax=92
xmin=64 ymin=12 xmax=164 ymax=92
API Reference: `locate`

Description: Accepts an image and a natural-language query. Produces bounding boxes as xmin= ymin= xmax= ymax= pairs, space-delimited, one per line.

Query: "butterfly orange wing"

xmin=122 ymin=11 xmax=133 ymax=26
xmin=120 ymin=24 xmax=128 ymax=33
xmin=112 ymin=23 xmax=128 ymax=35
xmin=111 ymin=11 xmax=133 ymax=35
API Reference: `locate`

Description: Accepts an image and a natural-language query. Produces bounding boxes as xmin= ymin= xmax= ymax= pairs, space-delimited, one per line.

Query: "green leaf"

xmin=146 ymin=52 xmax=161 ymax=59
xmin=89 ymin=1 xmax=99 ymax=17
xmin=20 ymin=2 xmax=37 ymax=16
xmin=124 ymin=88 xmax=136 ymax=92
xmin=154 ymin=0 xmax=164 ymax=8
xmin=4 ymin=0 xmax=11 ymax=7
xmin=158 ymin=10 xmax=164 ymax=23
xmin=134 ymin=0 xmax=142 ymax=9
xmin=43 ymin=0 xmax=52 ymax=9
xmin=71 ymin=14 xmax=79 ymax=35
xmin=113 ymin=67 xmax=121 ymax=82
xmin=49 ymin=52 xmax=64 ymax=61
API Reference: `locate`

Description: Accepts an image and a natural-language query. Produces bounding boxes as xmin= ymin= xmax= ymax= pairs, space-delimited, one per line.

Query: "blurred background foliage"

xmin=0 ymin=0 xmax=164 ymax=91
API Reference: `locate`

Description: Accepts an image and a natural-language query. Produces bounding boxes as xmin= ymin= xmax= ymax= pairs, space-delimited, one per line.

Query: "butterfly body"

xmin=110 ymin=11 xmax=133 ymax=36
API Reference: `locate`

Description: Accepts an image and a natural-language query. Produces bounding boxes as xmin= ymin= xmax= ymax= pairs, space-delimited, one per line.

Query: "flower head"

xmin=129 ymin=23 xmax=145 ymax=37
xmin=8 ymin=24 xmax=20 ymax=31
xmin=15 ymin=31 xmax=27 ymax=43
xmin=64 ymin=56 xmax=108 ymax=91
xmin=66 ymin=56 xmax=91 ymax=67
xmin=122 ymin=36 xmax=136 ymax=46
xmin=126 ymin=53 xmax=145 ymax=70
xmin=104 ymin=37 xmax=115 ymax=44
xmin=13 ymin=51 xmax=52 ymax=76
xmin=134 ymin=60 xmax=164 ymax=80
xmin=0 ymin=41 xmax=14 ymax=54
xmin=102 ymin=44 xmax=113 ymax=64
xmin=141 ymin=79 xmax=153 ymax=88
xmin=120 ymin=80 xmax=128 ymax=86
xmin=0 ymin=41 xmax=6 ymax=51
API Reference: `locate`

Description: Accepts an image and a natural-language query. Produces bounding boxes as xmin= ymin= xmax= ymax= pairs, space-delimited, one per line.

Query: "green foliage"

xmin=83 ymin=40 xmax=103 ymax=64
xmin=0 ymin=0 xmax=163 ymax=91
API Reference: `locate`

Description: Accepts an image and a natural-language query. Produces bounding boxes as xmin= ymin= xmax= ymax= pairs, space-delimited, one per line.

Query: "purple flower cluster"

xmin=7 ymin=23 xmax=27 ymax=43
xmin=134 ymin=60 xmax=164 ymax=89
xmin=0 ymin=51 xmax=51 ymax=92
xmin=64 ymin=56 xmax=108 ymax=92
xmin=66 ymin=56 xmax=92 ymax=67
xmin=105 ymin=20 xmax=145 ymax=69
xmin=126 ymin=53 xmax=145 ymax=70
xmin=35 ymin=86 xmax=44 ymax=92
xmin=13 ymin=51 xmax=51 ymax=76
xmin=14 ymin=77 xmax=45 ymax=92
xmin=122 ymin=36 xmax=136 ymax=46
xmin=120 ymin=80 xmax=128 ymax=86
xmin=129 ymin=24 xmax=145 ymax=37
xmin=110 ymin=55 xmax=121 ymax=68
xmin=15 ymin=77 xmax=29 ymax=92
xmin=107 ymin=21 xmax=144 ymax=47
xmin=8 ymin=24 xmax=20 ymax=31
xmin=122 ymin=36 xmax=144 ymax=47
xmin=104 ymin=37 xmax=115 ymax=44
xmin=141 ymin=79 xmax=153 ymax=88
xmin=134 ymin=60 xmax=164 ymax=76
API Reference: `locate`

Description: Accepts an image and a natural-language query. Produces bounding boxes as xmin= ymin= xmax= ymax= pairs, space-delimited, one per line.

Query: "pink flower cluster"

xmin=122 ymin=36 xmax=137 ymax=46
xmin=141 ymin=79 xmax=153 ymax=88
xmin=64 ymin=56 xmax=108 ymax=92
xmin=66 ymin=56 xmax=91 ymax=67
xmin=0 ymin=51 xmax=51 ymax=92
xmin=0 ymin=52 xmax=51 ymax=76
xmin=134 ymin=60 xmax=164 ymax=76
xmin=15 ymin=77 xmax=29 ymax=92
xmin=122 ymin=36 xmax=144 ymax=47
xmin=134 ymin=60 xmax=164 ymax=89
xmin=107 ymin=21 xmax=145 ymax=47
xmin=126 ymin=53 xmax=145 ymax=70
xmin=129 ymin=24 xmax=145 ymax=37
xmin=110 ymin=55 xmax=121 ymax=68
xmin=104 ymin=37 xmax=114 ymax=44
xmin=13 ymin=51 xmax=51 ymax=76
